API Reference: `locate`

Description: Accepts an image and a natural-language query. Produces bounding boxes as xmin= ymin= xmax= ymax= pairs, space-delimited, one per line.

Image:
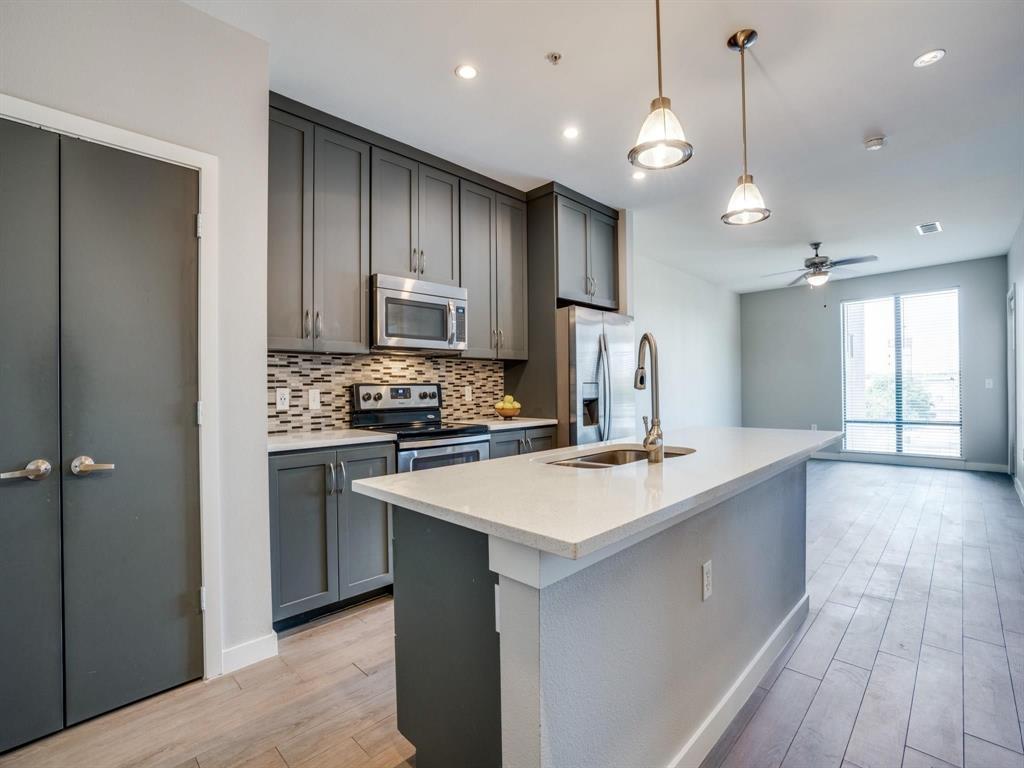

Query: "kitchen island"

xmin=353 ymin=426 xmax=842 ymax=768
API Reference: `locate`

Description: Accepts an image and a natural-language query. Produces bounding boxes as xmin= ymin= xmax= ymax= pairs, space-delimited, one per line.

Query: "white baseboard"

xmin=666 ymin=594 xmax=810 ymax=768
xmin=811 ymin=451 xmax=1008 ymax=474
xmin=1016 ymin=476 xmax=1024 ymax=508
xmin=220 ymin=632 xmax=278 ymax=675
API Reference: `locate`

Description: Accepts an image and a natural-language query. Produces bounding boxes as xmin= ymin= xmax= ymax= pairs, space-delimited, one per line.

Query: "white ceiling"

xmin=188 ymin=0 xmax=1024 ymax=293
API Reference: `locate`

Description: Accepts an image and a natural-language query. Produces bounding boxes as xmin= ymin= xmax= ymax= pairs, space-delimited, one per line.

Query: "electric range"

xmin=350 ymin=383 xmax=490 ymax=472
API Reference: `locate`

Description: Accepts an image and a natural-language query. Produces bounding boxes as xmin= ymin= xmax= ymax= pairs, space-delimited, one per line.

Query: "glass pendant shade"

xmin=628 ymin=97 xmax=693 ymax=170
xmin=721 ymin=174 xmax=770 ymax=225
xmin=805 ymin=270 xmax=830 ymax=287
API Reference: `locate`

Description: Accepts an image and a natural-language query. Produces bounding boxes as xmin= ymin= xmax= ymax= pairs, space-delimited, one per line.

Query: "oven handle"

xmin=398 ymin=434 xmax=490 ymax=450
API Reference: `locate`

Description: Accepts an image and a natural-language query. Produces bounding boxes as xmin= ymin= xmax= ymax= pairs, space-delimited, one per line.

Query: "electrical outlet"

xmin=702 ymin=560 xmax=712 ymax=601
xmin=275 ymin=388 xmax=290 ymax=412
xmin=985 ymin=378 xmax=994 ymax=389
xmin=464 ymin=385 xmax=473 ymax=402
xmin=308 ymin=388 xmax=321 ymax=410
xmin=811 ymin=424 xmax=818 ymax=431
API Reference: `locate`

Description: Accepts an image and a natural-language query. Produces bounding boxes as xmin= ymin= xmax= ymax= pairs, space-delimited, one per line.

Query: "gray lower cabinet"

xmin=489 ymin=426 xmax=556 ymax=458
xmin=460 ymin=183 xmax=528 ymax=360
xmin=269 ymin=443 xmax=394 ymax=622
xmin=268 ymin=110 xmax=370 ymax=353
xmin=372 ymin=147 xmax=460 ymax=285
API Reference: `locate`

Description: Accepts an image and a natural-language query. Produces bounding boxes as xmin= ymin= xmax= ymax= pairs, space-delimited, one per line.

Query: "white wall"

xmin=631 ymin=212 xmax=742 ymax=431
xmin=0 ymin=1 xmax=273 ymax=659
xmin=1008 ymin=216 xmax=1024 ymax=482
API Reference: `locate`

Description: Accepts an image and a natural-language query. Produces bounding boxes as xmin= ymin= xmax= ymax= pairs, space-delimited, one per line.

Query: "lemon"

xmin=504 ymin=394 xmax=514 ymax=403
xmin=512 ymin=401 xmax=521 ymax=409
xmin=495 ymin=401 xmax=506 ymax=410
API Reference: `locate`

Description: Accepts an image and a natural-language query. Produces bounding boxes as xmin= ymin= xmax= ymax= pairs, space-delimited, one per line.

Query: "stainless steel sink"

xmin=549 ymin=446 xmax=695 ymax=468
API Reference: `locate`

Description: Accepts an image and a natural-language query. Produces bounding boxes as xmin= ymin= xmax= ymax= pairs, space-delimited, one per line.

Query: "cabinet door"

xmin=588 ymin=211 xmax=618 ymax=310
xmin=555 ymin=196 xmax=591 ymax=304
xmin=489 ymin=430 xmax=524 ymax=459
xmin=268 ymin=110 xmax=314 ymax=351
xmin=371 ymin=148 xmax=419 ymax=277
xmin=459 ymin=182 xmax=497 ymax=359
xmin=524 ymin=427 xmax=556 ymax=453
xmin=269 ymin=451 xmax=340 ymax=621
xmin=314 ymin=127 xmax=370 ymax=353
xmin=496 ymin=195 xmax=528 ymax=360
xmin=338 ymin=444 xmax=395 ymax=601
xmin=418 ymin=165 xmax=460 ymax=285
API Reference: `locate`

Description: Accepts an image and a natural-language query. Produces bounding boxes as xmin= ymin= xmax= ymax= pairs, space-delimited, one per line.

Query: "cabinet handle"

xmin=419 ymin=249 xmax=426 ymax=275
xmin=314 ymin=311 xmax=322 ymax=339
xmin=491 ymin=328 xmax=497 ymax=348
xmin=497 ymin=328 xmax=504 ymax=348
xmin=410 ymin=248 xmax=418 ymax=273
xmin=518 ymin=438 xmax=527 ymax=453
xmin=337 ymin=461 xmax=347 ymax=493
xmin=328 ymin=462 xmax=336 ymax=496
xmin=526 ymin=438 xmax=534 ymax=452
xmin=303 ymin=309 xmax=311 ymax=338
xmin=591 ymin=276 xmax=597 ymax=297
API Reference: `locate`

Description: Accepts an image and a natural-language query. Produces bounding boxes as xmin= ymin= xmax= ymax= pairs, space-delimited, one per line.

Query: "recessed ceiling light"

xmin=632 ymin=171 xmax=646 ymax=180
xmin=562 ymin=126 xmax=579 ymax=140
xmin=913 ymin=49 xmax=945 ymax=68
xmin=454 ymin=64 xmax=478 ymax=80
xmin=916 ymin=221 xmax=942 ymax=235
xmin=863 ymin=136 xmax=887 ymax=151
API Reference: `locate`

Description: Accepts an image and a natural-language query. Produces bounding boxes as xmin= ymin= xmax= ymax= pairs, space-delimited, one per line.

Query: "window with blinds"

xmin=841 ymin=288 xmax=961 ymax=458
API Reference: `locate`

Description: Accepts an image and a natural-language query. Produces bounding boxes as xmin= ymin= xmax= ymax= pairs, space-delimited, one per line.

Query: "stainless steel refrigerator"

xmin=556 ymin=306 xmax=636 ymax=445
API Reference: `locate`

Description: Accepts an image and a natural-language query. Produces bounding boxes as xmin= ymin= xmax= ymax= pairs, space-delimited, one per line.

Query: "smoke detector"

xmin=545 ymin=52 xmax=562 ymax=66
xmin=916 ymin=221 xmax=942 ymax=235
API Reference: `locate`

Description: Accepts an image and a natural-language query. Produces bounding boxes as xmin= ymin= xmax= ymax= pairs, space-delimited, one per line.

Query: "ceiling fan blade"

xmin=830 ymin=255 xmax=878 ymax=267
xmin=787 ymin=272 xmax=809 ymax=287
xmin=760 ymin=267 xmax=806 ymax=277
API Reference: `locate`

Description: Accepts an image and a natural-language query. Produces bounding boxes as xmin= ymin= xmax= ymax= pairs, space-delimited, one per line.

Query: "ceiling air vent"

xmin=916 ymin=221 xmax=942 ymax=235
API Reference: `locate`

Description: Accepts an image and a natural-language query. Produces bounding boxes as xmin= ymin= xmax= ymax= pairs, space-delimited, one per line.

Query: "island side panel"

xmin=392 ymin=507 xmax=501 ymax=768
xmin=537 ymin=463 xmax=807 ymax=768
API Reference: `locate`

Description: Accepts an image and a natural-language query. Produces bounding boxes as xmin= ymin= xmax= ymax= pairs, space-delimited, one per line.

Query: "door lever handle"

xmin=0 ymin=458 xmax=52 ymax=481
xmin=70 ymin=456 xmax=115 ymax=476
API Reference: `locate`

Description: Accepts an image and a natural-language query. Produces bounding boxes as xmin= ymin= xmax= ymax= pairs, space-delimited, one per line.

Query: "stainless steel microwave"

xmin=372 ymin=274 xmax=468 ymax=352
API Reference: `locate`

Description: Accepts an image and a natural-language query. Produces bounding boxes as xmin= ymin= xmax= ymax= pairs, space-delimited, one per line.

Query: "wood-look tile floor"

xmin=4 ymin=460 xmax=1021 ymax=768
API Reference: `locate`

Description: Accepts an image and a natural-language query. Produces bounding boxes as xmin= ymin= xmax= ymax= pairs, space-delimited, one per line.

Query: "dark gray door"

xmin=338 ymin=444 xmax=395 ymax=600
xmin=524 ymin=427 xmax=556 ymax=453
xmin=589 ymin=211 xmax=618 ymax=310
xmin=459 ymin=182 xmax=497 ymax=359
xmin=496 ymin=195 xmax=528 ymax=360
xmin=0 ymin=119 xmax=64 ymax=751
xmin=489 ymin=430 xmax=524 ymax=459
xmin=371 ymin=148 xmax=419 ymax=278
xmin=417 ymin=165 xmax=460 ymax=286
xmin=268 ymin=109 xmax=314 ymax=351
xmin=556 ymin=196 xmax=591 ymax=304
xmin=314 ymin=126 xmax=370 ymax=353
xmin=269 ymin=451 xmax=340 ymax=621
xmin=60 ymin=137 xmax=203 ymax=725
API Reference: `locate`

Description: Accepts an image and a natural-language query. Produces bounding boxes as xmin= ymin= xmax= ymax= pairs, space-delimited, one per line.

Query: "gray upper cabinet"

xmin=314 ymin=126 xmax=370 ymax=354
xmin=459 ymin=182 xmax=497 ymax=359
xmin=371 ymin=148 xmax=419 ymax=278
xmin=556 ymin=196 xmax=591 ymax=305
xmin=269 ymin=450 xmax=340 ymax=621
xmin=268 ymin=109 xmax=314 ymax=351
xmin=372 ymin=148 xmax=461 ymax=285
xmin=418 ymin=165 xmax=460 ymax=285
xmin=588 ymin=210 xmax=618 ymax=309
xmin=495 ymin=195 xmax=528 ymax=359
xmin=338 ymin=444 xmax=395 ymax=601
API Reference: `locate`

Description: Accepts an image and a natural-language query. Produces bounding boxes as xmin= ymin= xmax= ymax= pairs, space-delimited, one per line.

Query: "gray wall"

xmin=1008 ymin=218 xmax=1024 ymax=480
xmin=741 ymin=256 xmax=1008 ymax=467
xmin=0 ymin=0 xmax=273 ymax=652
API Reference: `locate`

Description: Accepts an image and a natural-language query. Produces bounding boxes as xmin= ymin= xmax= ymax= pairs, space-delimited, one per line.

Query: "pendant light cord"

xmin=655 ymin=0 xmax=664 ymax=99
xmin=740 ymin=45 xmax=748 ymax=178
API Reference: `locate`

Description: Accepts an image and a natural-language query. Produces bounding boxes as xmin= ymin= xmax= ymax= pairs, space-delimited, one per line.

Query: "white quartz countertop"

xmin=354 ymin=426 xmax=842 ymax=559
xmin=268 ymin=429 xmax=395 ymax=453
xmin=452 ymin=416 xmax=559 ymax=432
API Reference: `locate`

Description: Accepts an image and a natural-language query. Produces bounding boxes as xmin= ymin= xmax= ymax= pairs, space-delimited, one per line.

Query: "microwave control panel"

xmin=455 ymin=306 xmax=466 ymax=344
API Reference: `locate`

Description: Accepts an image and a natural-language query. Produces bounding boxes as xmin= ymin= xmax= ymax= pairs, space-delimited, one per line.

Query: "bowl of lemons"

xmin=494 ymin=394 xmax=522 ymax=420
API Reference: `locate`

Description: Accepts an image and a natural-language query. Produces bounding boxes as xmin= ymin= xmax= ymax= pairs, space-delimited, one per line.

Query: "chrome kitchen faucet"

xmin=634 ymin=332 xmax=664 ymax=463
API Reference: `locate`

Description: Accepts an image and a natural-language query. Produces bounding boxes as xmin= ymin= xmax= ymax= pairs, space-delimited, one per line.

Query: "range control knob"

xmin=361 ymin=392 xmax=372 ymax=402
xmin=428 ymin=391 xmax=437 ymax=400
xmin=419 ymin=391 xmax=429 ymax=400
xmin=373 ymin=392 xmax=383 ymax=402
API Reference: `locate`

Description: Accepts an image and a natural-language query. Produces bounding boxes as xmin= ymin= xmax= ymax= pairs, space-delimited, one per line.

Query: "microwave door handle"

xmin=448 ymin=301 xmax=456 ymax=345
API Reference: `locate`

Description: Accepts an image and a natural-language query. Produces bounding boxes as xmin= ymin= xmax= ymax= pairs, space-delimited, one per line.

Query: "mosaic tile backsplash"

xmin=267 ymin=352 xmax=505 ymax=434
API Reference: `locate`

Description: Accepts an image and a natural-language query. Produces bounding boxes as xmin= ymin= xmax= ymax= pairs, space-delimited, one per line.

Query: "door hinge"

xmin=199 ymin=586 xmax=207 ymax=612
xmin=196 ymin=400 xmax=203 ymax=426
xmin=196 ymin=213 xmax=203 ymax=239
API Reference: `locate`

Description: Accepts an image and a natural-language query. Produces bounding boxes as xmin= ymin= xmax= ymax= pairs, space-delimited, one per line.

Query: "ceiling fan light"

xmin=628 ymin=97 xmax=693 ymax=170
xmin=721 ymin=175 xmax=770 ymax=225
xmin=805 ymin=271 xmax=830 ymax=287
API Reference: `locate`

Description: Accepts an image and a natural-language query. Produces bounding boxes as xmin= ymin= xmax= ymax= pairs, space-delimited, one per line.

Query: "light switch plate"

xmin=308 ymin=388 xmax=321 ymax=410
xmin=464 ymin=385 xmax=473 ymax=402
xmin=275 ymin=388 xmax=290 ymax=412
xmin=985 ymin=378 xmax=994 ymax=389
xmin=702 ymin=560 xmax=712 ymax=601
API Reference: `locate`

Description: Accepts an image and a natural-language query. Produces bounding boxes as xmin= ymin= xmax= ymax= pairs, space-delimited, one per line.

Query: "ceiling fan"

xmin=762 ymin=242 xmax=879 ymax=288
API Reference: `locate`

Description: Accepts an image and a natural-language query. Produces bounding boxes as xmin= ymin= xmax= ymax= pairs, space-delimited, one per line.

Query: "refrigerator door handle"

xmin=595 ymin=333 xmax=606 ymax=441
xmin=601 ymin=332 xmax=613 ymax=441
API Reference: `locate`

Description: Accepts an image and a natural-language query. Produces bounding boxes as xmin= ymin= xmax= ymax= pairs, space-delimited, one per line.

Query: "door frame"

xmin=0 ymin=94 xmax=227 ymax=677
xmin=1009 ymin=285 xmax=1017 ymax=480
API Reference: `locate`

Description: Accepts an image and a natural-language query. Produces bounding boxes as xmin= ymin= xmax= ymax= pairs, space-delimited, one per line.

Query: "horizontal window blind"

xmin=841 ymin=289 xmax=961 ymax=458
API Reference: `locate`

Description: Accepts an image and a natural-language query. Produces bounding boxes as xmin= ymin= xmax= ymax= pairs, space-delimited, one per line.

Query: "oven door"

xmin=397 ymin=437 xmax=490 ymax=473
xmin=373 ymin=277 xmax=467 ymax=352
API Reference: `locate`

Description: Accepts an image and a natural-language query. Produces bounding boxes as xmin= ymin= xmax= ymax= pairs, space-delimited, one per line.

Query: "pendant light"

xmin=627 ymin=0 xmax=693 ymax=170
xmin=722 ymin=29 xmax=770 ymax=225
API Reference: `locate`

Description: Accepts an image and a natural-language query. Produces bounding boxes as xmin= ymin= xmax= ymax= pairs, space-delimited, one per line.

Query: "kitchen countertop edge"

xmin=268 ymin=429 xmax=396 ymax=453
